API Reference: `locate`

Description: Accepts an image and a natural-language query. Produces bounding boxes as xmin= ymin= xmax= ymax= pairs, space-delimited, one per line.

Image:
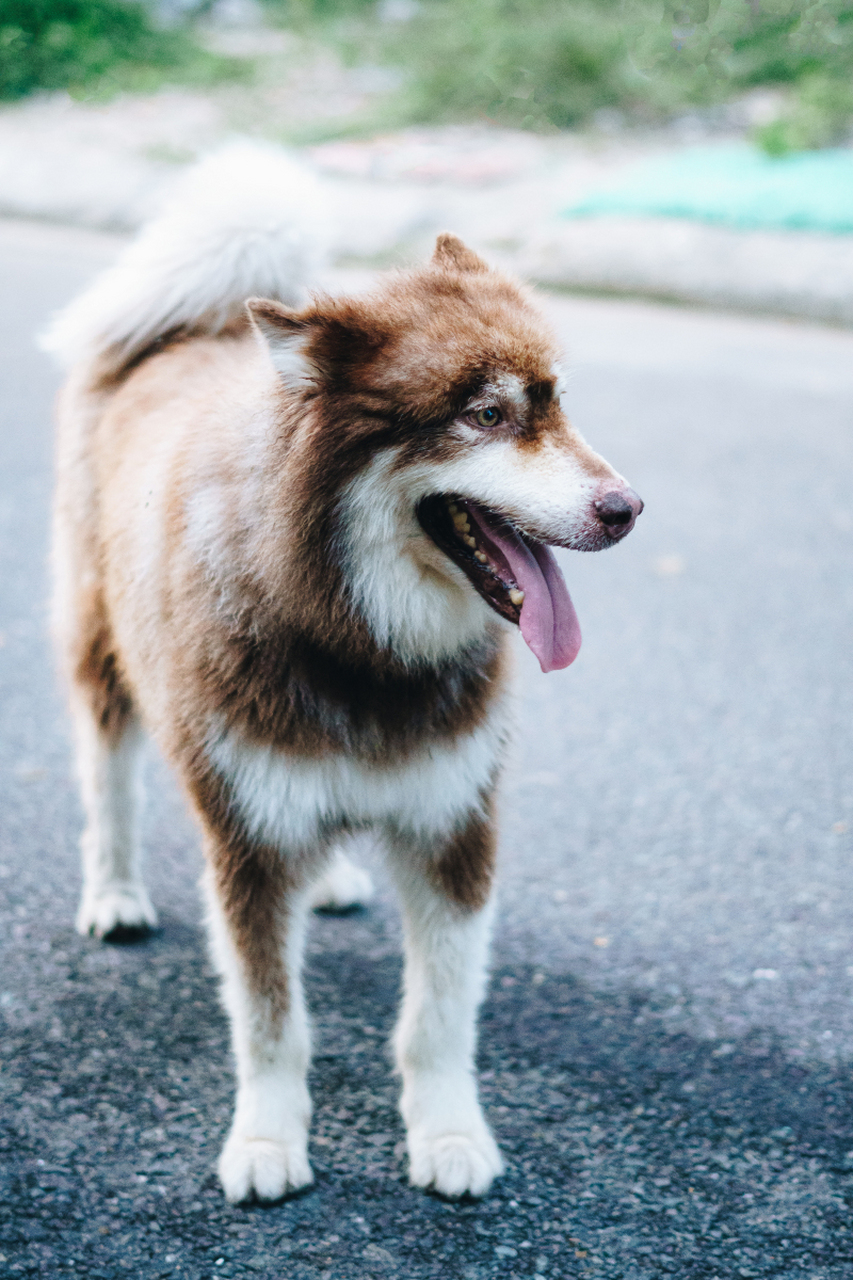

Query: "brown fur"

xmin=74 ymin=615 xmax=134 ymax=735
xmin=54 ymin=233 xmax=638 ymax=1200
xmin=58 ymin=243 xmax=624 ymax=950
xmin=429 ymin=804 xmax=497 ymax=911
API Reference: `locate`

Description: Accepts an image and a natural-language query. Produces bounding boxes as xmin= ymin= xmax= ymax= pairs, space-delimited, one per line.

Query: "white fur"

xmin=337 ymin=451 xmax=495 ymax=666
xmin=204 ymin=868 xmax=314 ymax=1202
xmin=480 ymin=372 xmax=527 ymax=414
xmin=71 ymin=703 xmax=156 ymax=937
xmin=308 ymin=848 xmax=375 ymax=910
xmin=387 ymin=849 xmax=503 ymax=1196
xmin=552 ymin=361 xmax=568 ymax=397
xmin=263 ymin=333 xmax=317 ymax=388
xmin=207 ymin=699 xmax=510 ymax=853
xmin=184 ymin=482 xmax=233 ymax=582
xmin=41 ymin=142 xmax=330 ymax=375
xmin=248 ymin=311 xmax=320 ymax=390
xmin=338 ymin=438 xmax=607 ymax=665
xmin=434 ymin=433 xmax=602 ymax=539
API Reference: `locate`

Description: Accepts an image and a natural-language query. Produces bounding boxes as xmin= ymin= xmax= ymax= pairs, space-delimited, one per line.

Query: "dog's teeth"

xmin=464 ymin=535 xmax=476 ymax=548
xmin=452 ymin=513 xmax=470 ymax=531
xmin=509 ymin=588 xmax=525 ymax=606
xmin=474 ymin=550 xmax=488 ymax=563
xmin=448 ymin=501 xmax=459 ymax=515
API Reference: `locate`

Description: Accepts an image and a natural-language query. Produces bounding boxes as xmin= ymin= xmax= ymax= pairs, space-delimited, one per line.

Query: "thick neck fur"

xmin=166 ymin=337 xmax=506 ymax=760
xmin=100 ymin=253 xmax=600 ymax=760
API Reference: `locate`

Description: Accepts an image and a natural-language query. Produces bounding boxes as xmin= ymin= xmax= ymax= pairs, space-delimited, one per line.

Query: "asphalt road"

xmin=1 ymin=218 xmax=853 ymax=1280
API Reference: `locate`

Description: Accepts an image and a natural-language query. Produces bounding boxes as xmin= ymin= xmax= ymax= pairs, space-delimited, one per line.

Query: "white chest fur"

xmin=207 ymin=702 xmax=511 ymax=853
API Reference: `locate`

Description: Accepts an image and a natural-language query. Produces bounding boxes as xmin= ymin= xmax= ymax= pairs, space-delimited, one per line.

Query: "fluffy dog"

xmin=44 ymin=144 xmax=642 ymax=1203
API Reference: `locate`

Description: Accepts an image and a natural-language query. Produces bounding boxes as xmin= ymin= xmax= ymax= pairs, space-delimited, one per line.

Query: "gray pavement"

xmin=2 ymin=219 xmax=853 ymax=1279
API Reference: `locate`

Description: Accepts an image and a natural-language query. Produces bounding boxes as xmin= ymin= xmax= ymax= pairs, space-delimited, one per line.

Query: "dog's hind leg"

xmin=70 ymin=648 xmax=154 ymax=941
xmin=202 ymin=831 xmax=314 ymax=1204
xmin=386 ymin=810 xmax=504 ymax=1198
xmin=54 ymin=401 xmax=155 ymax=941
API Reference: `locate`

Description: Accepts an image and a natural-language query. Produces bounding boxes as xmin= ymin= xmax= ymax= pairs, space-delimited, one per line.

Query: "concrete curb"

xmin=510 ymin=217 xmax=853 ymax=326
xmin=1 ymin=91 xmax=850 ymax=326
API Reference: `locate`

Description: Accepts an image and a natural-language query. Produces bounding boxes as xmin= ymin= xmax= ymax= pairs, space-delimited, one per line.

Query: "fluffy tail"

xmin=41 ymin=141 xmax=330 ymax=378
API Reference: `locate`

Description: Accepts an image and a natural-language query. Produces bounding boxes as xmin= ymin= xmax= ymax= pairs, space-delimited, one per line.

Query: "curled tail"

xmin=41 ymin=142 xmax=330 ymax=379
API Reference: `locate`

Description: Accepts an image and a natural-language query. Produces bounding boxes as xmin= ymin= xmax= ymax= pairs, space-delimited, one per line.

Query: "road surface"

xmin=1 ymin=218 xmax=853 ymax=1279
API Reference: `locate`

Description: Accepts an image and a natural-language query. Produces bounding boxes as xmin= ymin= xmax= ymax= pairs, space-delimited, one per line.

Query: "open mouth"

xmin=416 ymin=494 xmax=582 ymax=673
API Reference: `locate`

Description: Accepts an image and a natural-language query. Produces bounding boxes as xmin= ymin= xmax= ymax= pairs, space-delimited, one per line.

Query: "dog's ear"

xmin=246 ymin=297 xmax=319 ymax=390
xmin=432 ymin=233 xmax=489 ymax=274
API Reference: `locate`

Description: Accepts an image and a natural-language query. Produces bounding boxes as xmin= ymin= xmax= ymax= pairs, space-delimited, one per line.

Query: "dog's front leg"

xmin=386 ymin=811 xmax=504 ymax=1198
xmin=202 ymin=835 xmax=314 ymax=1204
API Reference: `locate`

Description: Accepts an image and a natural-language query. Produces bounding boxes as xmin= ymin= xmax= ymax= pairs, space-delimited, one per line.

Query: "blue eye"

xmin=475 ymin=406 xmax=501 ymax=428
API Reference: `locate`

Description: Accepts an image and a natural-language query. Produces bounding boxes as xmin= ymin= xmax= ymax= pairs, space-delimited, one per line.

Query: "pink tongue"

xmin=466 ymin=506 xmax=582 ymax=673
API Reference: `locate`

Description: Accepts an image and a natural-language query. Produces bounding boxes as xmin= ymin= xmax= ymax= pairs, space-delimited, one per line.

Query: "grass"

xmin=2 ymin=0 xmax=852 ymax=152
xmin=266 ymin=0 xmax=853 ymax=151
xmin=0 ymin=0 xmax=243 ymax=101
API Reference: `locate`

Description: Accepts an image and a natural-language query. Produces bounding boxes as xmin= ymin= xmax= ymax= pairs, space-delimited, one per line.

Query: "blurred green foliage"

xmin=0 ymin=0 xmax=239 ymax=100
xmin=624 ymin=0 xmax=853 ymax=150
xmin=3 ymin=0 xmax=852 ymax=152
xmin=269 ymin=0 xmax=853 ymax=150
xmin=375 ymin=0 xmax=631 ymax=131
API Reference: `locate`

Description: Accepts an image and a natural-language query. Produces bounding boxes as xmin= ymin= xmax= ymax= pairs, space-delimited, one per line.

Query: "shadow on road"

xmin=3 ymin=908 xmax=852 ymax=1279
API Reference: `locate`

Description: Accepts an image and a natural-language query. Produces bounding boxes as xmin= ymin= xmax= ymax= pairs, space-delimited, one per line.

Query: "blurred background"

xmin=3 ymin=6 xmax=853 ymax=1280
xmin=5 ymin=0 xmax=853 ymax=145
xmin=1 ymin=0 xmax=853 ymax=316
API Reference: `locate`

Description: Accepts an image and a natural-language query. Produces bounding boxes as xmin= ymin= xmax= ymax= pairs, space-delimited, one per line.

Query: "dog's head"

xmin=247 ymin=235 xmax=642 ymax=672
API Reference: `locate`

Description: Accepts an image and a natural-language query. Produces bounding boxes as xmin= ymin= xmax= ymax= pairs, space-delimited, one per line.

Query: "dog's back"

xmin=47 ymin=142 xmax=328 ymax=747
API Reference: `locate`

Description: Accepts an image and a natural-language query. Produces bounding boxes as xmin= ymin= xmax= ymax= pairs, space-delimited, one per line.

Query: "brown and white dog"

xmin=44 ymin=145 xmax=642 ymax=1204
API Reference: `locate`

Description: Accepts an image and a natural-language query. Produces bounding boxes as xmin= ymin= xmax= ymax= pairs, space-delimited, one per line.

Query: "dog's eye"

xmin=474 ymin=406 xmax=502 ymax=428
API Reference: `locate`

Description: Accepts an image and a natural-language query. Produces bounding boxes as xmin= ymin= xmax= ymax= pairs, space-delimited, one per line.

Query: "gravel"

xmin=3 ymin=915 xmax=853 ymax=1279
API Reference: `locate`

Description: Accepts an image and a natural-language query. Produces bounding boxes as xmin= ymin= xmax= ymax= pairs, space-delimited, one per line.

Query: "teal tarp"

xmin=562 ymin=144 xmax=853 ymax=234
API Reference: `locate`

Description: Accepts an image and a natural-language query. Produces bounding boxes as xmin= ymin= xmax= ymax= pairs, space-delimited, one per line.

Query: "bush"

xmin=626 ymin=0 xmax=853 ymax=148
xmin=0 ymin=0 xmax=235 ymax=100
xmin=377 ymin=0 xmax=632 ymax=131
xmin=266 ymin=0 xmax=853 ymax=148
xmin=5 ymin=0 xmax=853 ymax=151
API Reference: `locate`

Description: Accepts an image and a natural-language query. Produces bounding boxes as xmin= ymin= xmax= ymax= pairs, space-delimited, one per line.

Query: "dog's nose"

xmin=594 ymin=488 xmax=643 ymax=537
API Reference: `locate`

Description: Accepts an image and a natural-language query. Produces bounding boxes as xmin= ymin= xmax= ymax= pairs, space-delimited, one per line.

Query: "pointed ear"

xmin=246 ymin=297 xmax=319 ymax=390
xmin=432 ymin=233 xmax=489 ymax=274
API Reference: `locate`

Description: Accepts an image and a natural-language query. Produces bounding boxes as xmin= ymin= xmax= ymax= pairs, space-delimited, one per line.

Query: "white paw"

xmin=407 ymin=1128 xmax=504 ymax=1198
xmin=218 ymin=1133 xmax=313 ymax=1204
xmin=309 ymin=851 xmax=374 ymax=911
xmin=76 ymin=883 xmax=158 ymax=939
